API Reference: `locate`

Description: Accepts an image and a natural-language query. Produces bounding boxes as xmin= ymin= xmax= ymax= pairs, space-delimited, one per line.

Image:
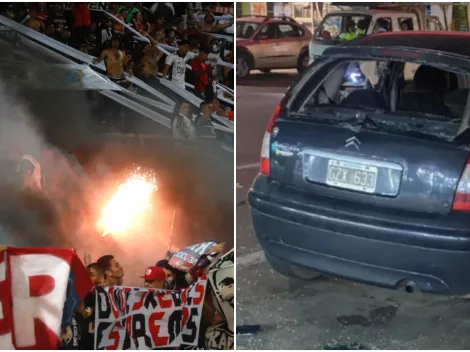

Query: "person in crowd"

xmin=96 ymin=254 xmax=124 ymax=286
xmin=165 ymin=27 xmax=177 ymax=46
xmin=17 ymin=153 xmax=43 ymax=192
xmin=46 ymin=3 xmax=70 ymax=44
xmin=26 ymin=7 xmax=45 ymax=33
xmin=194 ymin=101 xmax=216 ymax=140
xmin=155 ymin=259 xmax=195 ymax=290
xmin=172 ymin=101 xmax=196 ymax=149
xmin=71 ymin=3 xmax=91 ymax=50
xmin=192 ymin=45 xmax=212 ymax=98
xmin=161 ymin=39 xmax=191 ymax=90
xmin=87 ymin=262 xmax=104 ymax=286
xmin=115 ymin=6 xmax=128 ymax=34
xmin=163 ymin=40 xmax=217 ymax=91
xmin=196 ymin=12 xmax=233 ymax=33
xmin=155 ymin=259 xmax=177 ymax=290
xmin=140 ymin=266 xmax=166 ymax=289
xmin=131 ymin=11 xmax=147 ymax=33
xmin=93 ymin=35 xmax=130 ymax=86
xmin=83 ymin=21 xmax=100 ymax=56
xmin=101 ymin=19 xmax=114 ymax=45
xmin=126 ymin=3 xmax=142 ymax=24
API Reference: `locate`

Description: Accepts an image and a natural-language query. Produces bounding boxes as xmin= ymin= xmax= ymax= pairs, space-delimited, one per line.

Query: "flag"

xmin=0 ymin=247 xmax=93 ymax=349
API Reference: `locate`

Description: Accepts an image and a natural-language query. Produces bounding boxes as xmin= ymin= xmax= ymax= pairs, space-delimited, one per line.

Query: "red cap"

xmin=140 ymin=266 xmax=166 ymax=281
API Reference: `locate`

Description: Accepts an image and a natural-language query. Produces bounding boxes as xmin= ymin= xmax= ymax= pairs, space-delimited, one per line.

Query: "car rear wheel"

xmin=297 ymin=50 xmax=310 ymax=75
xmin=237 ymin=54 xmax=251 ymax=78
xmin=260 ymin=69 xmax=271 ymax=74
xmin=265 ymin=251 xmax=322 ymax=280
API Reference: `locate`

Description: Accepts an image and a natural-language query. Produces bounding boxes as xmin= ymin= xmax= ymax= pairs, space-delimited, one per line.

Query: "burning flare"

xmin=98 ymin=169 xmax=157 ymax=236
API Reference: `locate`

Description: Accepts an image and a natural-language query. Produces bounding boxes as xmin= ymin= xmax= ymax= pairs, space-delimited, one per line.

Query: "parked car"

xmin=249 ymin=31 xmax=470 ymax=295
xmin=236 ymin=16 xmax=312 ymax=78
xmin=309 ymin=9 xmax=419 ymax=63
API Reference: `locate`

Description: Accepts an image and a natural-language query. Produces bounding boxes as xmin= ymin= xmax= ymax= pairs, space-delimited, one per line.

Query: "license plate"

xmin=326 ymin=159 xmax=378 ymax=193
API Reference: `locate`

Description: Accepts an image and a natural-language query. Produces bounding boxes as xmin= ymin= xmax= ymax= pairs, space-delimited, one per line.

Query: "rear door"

xmin=275 ymin=23 xmax=303 ymax=67
xmin=250 ymin=23 xmax=284 ymax=69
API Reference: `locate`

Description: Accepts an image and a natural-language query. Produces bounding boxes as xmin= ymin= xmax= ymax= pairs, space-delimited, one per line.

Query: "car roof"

xmin=237 ymin=16 xmax=269 ymax=23
xmin=326 ymin=9 xmax=418 ymax=16
xmin=236 ymin=16 xmax=295 ymax=24
xmin=335 ymin=31 xmax=470 ymax=58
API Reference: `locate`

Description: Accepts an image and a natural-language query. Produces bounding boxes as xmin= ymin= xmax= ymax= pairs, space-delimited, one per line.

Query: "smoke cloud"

xmin=0 ymin=79 xmax=233 ymax=286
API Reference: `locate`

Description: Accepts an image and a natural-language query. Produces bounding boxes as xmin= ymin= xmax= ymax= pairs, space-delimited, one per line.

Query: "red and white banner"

xmin=0 ymin=247 xmax=92 ymax=350
xmin=94 ymin=276 xmax=208 ymax=349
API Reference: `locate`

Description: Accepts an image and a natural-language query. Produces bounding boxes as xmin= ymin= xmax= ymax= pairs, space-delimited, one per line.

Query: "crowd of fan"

xmin=2 ymin=2 xmax=234 ymax=150
xmin=3 ymin=2 xmax=234 ymax=98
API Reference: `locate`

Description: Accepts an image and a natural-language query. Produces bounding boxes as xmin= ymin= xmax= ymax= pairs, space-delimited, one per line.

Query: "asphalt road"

xmin=235 ymin=70 xmax=470 ymax=350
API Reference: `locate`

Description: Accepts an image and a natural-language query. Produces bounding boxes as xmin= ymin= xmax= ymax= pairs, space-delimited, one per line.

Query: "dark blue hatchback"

xmin=249 ymin=32 xmax=470 ymax=295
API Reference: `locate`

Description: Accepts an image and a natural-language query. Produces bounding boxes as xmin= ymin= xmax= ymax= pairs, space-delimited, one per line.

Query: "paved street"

xmin=235 ymin=70 xmax=470 ymax=350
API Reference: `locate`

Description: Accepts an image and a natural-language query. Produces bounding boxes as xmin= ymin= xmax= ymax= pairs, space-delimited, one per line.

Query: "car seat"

xmin=399 ymin=65 xmax=453 ymax=117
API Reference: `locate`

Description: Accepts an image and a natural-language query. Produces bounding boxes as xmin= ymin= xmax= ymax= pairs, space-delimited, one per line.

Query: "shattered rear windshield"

xmin=294 ymin=58 xmax=470 ymax=143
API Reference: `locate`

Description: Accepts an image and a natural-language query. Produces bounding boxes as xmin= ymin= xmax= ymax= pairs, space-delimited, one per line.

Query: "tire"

xmin=297 ymin=49 xmax=310 ymax=75
xmin=237 ymin=53 xmax=251 ymax=78
xmin=264 ymin=251 xmax=322 ymax=280
xmin=260 ymin=69 xmax=271 ymax=74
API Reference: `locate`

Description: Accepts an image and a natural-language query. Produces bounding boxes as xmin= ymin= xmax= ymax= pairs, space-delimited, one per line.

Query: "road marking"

xmin=237 ymin=163 xmax=260 ymax=171
xmin=237 ymin=250 xmax=266 ymax=269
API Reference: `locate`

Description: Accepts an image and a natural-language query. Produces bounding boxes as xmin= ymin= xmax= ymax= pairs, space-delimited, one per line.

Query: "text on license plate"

xmin=326 ymin=159 xmax=378 ymax=193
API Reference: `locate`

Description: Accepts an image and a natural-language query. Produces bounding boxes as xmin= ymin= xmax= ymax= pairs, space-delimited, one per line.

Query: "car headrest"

xmin=413 ymin=65 xmax=447 ymax=94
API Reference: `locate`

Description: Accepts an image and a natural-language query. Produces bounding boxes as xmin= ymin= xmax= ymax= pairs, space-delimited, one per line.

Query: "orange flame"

xmin=97 ymin=170 xmax=157 ymax=236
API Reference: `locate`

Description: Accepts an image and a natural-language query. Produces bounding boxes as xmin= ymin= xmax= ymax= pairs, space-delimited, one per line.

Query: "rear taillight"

xmin=452 ymin=156 xmax=470 ymax=211
xmin=260 ymin=104 xmax=281 ymax=176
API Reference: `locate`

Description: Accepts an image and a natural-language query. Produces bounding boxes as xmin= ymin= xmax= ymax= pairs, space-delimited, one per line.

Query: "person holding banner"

xmin=140 ymin=266 xmax=166 ymax=289
xmin=96 ymin=254 xmax=125 ymax=286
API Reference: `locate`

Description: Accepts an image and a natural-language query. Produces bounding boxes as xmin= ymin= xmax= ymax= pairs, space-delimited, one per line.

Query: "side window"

xmin=257 ymin=24 xmax=278 ymax=40
xmin=398 ymin=17 xmax=414 ymax=31
xmin=372 ymin=17 xmax=392 ymax=33
xmin=278 ymin=23 xmax=301 ymax=38
xmin=315 ymin=14 xmax=371 ymax=41
xmin=293 ymin=25 xmax=305 ymax=37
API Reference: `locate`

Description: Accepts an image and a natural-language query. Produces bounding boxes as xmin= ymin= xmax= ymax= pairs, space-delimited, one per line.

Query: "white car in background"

xmin=309 ymin=10 xmax=419 ymax=63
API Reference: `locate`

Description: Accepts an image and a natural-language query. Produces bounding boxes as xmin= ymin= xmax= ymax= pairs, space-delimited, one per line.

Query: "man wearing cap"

xmin=140 ymin=266 xmax=166 ymax=289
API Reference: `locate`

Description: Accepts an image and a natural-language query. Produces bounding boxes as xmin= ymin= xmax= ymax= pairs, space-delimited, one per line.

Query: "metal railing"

xmin=0 ymin=14 xmax=233 ymax=135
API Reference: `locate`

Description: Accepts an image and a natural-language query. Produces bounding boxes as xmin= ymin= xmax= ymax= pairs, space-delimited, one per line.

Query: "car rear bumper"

xmin=249 ymin=177 xmax=470 ymax=295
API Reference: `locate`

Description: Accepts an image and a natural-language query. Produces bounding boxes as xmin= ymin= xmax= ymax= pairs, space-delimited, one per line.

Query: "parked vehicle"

xmin=309 ymin=10 xmax=419 ymax=63
xmin=236 ymin=16 xmax=312 ymax=78
xmin=249 ymin=31 xmax=470 ymax=295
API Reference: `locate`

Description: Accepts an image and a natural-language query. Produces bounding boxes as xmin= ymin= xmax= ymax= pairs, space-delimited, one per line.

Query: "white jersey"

xmin=165 ymin=52 xmax=190 ymax=90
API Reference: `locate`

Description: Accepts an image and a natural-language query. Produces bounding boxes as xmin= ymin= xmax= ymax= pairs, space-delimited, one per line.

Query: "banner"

xmin=0 ymin=247 xmax=92 ymax=350
xmin=169 ymin=241 xmax=218 ymax=272
xmin=208 ymin=250 xmax=234 ymax=332
xmin=94 ymin=276 xmax=208 ymax=349
xmin=205 ymin=323 xmax=234 ymax=350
